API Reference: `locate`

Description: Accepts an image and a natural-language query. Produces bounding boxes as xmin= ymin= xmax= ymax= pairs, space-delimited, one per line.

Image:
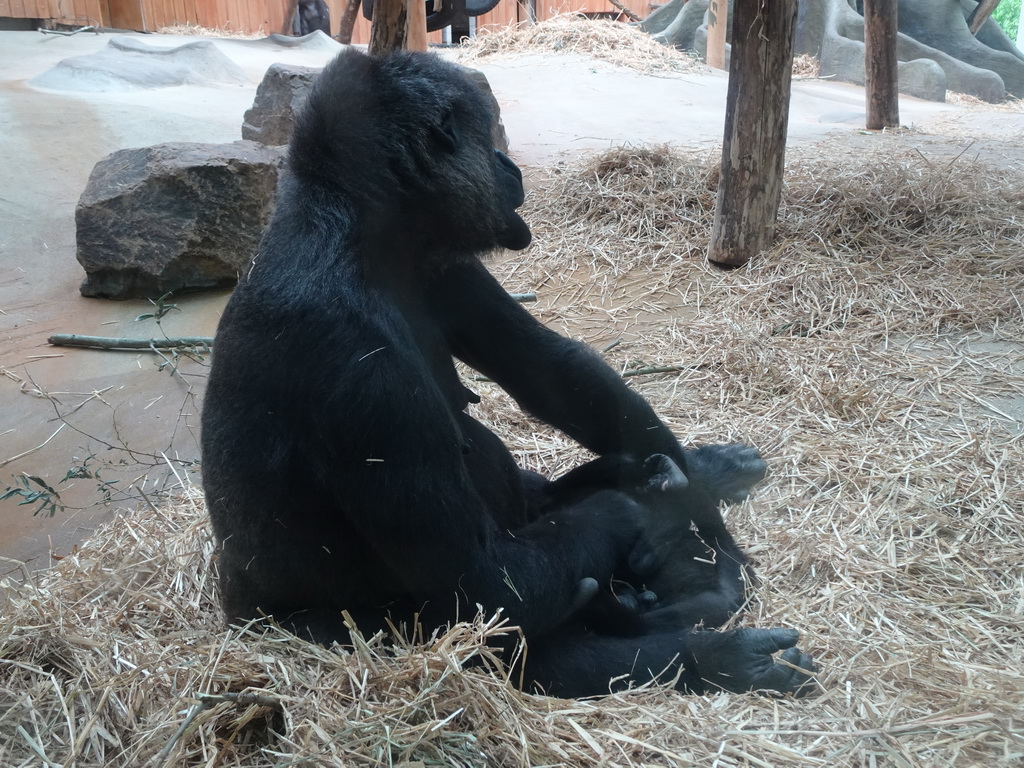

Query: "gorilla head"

xmin=288 ymin=50 xmax=532 ymax=261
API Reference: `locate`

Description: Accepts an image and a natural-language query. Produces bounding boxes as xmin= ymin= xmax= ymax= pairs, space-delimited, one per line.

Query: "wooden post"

xmin=707 ymin=0 xmax=798 ymax=268
xmin=338 ymin=0 xmax=362 ymax=43
xmin=283 ymin=0 xmax=299 ymax=34
xmin=706 ymin=0 xmax=729 ymax=70
xmin=406 ymin=0 xmax=428 ymax=51
xmin=863 ymin=0 xmax=900 ymax=130
xmin=369 ymin=0 xmax=409 ymax=53
xmin=968 ymin=0 xmax=1001 ymax=35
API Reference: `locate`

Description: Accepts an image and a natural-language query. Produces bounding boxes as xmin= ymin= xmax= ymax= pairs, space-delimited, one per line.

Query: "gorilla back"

xmin=202 ymin=49 xmax=816 ymax=698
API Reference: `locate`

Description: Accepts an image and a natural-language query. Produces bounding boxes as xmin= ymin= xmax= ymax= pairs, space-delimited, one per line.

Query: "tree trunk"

xmin=338 ymin=0 xmax=361 ymax=44
xmin=283 ymin=0 xmax=299 ymax=34
xmin=706 ymin=0 xmax=729 ymax=70
xmin=864 ymin=0 xmax=900 ymax=129
xmin=968 ymin=0 xmax=1001 ymax=36
xmin=707 ymin=0 xmax=798 ymax=268
xmin=406 ymin=0 xmax=428 ymax=51
xmin=369 ymin=0 xmax=408 ymax=54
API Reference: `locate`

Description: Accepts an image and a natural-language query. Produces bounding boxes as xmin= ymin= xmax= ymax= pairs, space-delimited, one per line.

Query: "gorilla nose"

xmin=494 ymin=149 xmax=523 ymax=182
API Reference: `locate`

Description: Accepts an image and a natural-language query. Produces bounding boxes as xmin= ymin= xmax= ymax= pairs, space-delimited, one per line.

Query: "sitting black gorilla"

xmin=201 ymin=49 xmax=816 ymax=698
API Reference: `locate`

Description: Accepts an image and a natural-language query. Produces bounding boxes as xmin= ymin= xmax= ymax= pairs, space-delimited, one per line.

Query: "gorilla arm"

xmin=435 ymin=261 xmax=689 ymax=470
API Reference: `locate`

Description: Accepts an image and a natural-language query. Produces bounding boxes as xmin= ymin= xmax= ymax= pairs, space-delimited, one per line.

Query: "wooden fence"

xmin=1 ymin=0 xmax=652 ymax=44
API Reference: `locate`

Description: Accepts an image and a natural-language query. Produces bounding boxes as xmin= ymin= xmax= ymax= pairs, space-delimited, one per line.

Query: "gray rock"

xmin=652 ymin=0 xmax=712 ymax=52
xmin=241 ymin=61 xmax=510 ymax=152
xmin=906 ymin=0 xmax=1024 ymax=97
xmin=242 ymin=63 xmax=321 ymax=146
xmin=896 ymin=58 xmax=948 ymax=102
xmin=638 ymin=0 xmax=687 ymax=37
xmin=815 ymin=0 xmax=1006 ymax=102
xmin=76 ymin=141 xmax=285 ymax=299
xmin=458 ymin=66 xmax=511 ymax=154
xmin=646 ymin=0 xmax=1015 ymax=103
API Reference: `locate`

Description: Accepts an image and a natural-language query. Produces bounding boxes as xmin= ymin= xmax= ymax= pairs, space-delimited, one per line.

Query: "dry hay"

xmin=459 ymin=14 xmax=705 ymax=74
xmin=946 ymin=91 xmax=1024 ymax=112
xmin=3 ymin=144 xmax=1024 ymax=766
xmin=792 ymin=54 xmax=820 ymax=79
xmin=154 ymin=24 xmax=265 ymax=39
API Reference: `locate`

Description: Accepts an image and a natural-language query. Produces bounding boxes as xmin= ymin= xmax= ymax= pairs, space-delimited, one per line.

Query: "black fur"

xmin=201 ymin=49 xmax=815 ymax=698
xmin=293 ymin=0 xmax=331 ymax=36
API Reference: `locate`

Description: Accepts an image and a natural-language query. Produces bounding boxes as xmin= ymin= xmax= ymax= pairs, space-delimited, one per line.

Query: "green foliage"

xmin=991 ymin=0 xmax=1021 ymax=42
xmin=135 ymin=291 xmax=180 ymax=322
xmin=1 ymin=474 xmax=62 ymax=516
xmin=3 ymin=454 xmax=119 ymax=517
xmin=135 ymin=290 xmax=207 ymax=375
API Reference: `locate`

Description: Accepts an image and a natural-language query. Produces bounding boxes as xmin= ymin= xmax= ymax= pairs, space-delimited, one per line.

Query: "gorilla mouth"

xmin=501 ymin=212 xmax=533 ymax=251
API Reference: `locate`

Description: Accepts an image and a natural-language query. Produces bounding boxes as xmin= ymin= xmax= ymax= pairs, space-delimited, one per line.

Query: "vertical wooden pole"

xmin=338 ymin=0 xmax=362 ymax=43
xmin=706 ymin=0 xmax=729 ymax=70
xmin=406 ymin=0 xmax=428 ymax=50
xmin=968 ymin=0 xmax=1001 ymax=35
xmin=283 ymin=0 xmax=300 ymax=34
xmin=707 ymin=0 xmax=798 ymax=268
xmin=864 ymin=0 xmax=900 ymax=130
xmin=368 ymin=0 xmax=408 ymax=53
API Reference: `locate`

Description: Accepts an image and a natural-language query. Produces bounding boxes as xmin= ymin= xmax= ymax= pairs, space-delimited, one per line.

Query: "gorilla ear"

xmin=431 ymin=110 xmax=459 ymax=154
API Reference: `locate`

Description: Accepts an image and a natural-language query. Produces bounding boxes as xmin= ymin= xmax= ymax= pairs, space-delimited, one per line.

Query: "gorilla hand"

xmin=626 ymin=453 xmax=690 ymax=576
xmin=566 ymin=577 xmax=660 ymax=637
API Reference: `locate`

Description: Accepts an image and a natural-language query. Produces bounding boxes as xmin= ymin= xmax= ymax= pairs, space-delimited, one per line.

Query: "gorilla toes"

xmin=638 ymin=589 xmax=659 ymax=609
xmin=612 ymin=583 xmax=659 ymax=613
xmin=641 ymin=453 xmax=689 ymax=495
xmin=689 ymin=627 xmax=817 ymax=697
xmin=686 ymin=444 xmax=768 ymax=503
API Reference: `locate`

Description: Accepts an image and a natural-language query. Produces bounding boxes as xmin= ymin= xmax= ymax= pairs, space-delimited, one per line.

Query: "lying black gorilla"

xmin=543 ymin=448 xmax=760 ymax=638
xmin=201 ymin=48 xmax=816 ymax=698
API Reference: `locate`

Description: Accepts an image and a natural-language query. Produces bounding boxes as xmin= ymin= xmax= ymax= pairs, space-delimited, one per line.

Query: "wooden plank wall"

xmin=3 ymin=0 xmax=653 ymax=40
xmin=0 ymin=0 xmax=108 ymax=26
xmin=0 ymin=0 xmax=54 ymax=18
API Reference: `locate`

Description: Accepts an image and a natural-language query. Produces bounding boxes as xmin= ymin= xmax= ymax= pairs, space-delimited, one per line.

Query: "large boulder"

xmin=649 ymin=0 xmax=712 ymax=52
xmin=76 ymin=141 xmax=285 ymax=299
xmin=242 ymin=63 xmax=321 ymax=146
xmin=799 ymin=0 xmax=1010 ymax=102
xmin=241 ymin=61 xmax=510 ymax=152
xmin=648 ymin=0 xmax=1018 ymax=102
xmin=459 ymin=66 xmax=511 ymax=154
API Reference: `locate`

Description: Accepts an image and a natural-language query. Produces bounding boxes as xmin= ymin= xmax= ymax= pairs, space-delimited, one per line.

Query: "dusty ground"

xmin=0 ymin=28 xmax=1022 ymax=575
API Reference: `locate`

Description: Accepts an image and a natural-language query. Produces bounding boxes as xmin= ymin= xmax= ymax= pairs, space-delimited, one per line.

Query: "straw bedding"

xmin=2 ymin=142 xmax=1023 ymax=766
xmin=459 ymin=15 xmax=706 ymax=75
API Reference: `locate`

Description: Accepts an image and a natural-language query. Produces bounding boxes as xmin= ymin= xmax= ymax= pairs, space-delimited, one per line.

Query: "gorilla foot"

xmin=684 ymin=444 xmax=767 ymax=503
xmin=688 ymin=627 xmax=817 ymax=696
